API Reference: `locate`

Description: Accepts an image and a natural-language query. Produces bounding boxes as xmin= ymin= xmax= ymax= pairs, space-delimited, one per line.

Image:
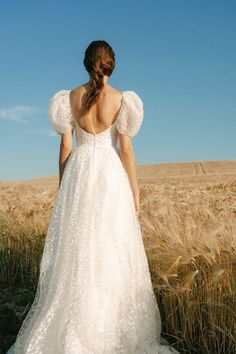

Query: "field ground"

xmin=0 ymin=159 xmax=236 ymax=353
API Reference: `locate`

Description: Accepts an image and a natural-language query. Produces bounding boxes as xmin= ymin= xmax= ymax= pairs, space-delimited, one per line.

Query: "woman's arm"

xmin=118 ymin=133 xmax=140 ymax=213
xmin=59 ymin=131 xmax=73 ymax=187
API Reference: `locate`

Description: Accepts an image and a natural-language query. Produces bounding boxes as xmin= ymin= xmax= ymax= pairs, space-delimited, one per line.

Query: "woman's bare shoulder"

xmin=70 ymin=84 xmax=87 ymax=97
xmin=103 ymin=85 xmax=123 ymax=102
xmin=70 ymin=83 xmax=122 ymax=103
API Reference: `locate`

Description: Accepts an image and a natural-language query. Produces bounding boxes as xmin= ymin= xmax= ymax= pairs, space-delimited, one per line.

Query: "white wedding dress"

xmin=6 ymin=90 xmax=180 ymax=354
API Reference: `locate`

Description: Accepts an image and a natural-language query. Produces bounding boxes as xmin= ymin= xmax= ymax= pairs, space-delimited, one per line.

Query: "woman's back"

xmin=69 ymin=84 xmax=123 ymax=135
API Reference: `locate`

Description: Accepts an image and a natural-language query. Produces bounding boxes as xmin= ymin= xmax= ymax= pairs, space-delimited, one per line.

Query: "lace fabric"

xmin=6 ymin=90 xmax=180 ymax=353
xmin=48 ymin=89 xmax=144 ymax=137
xmin=115 ymin=91 xmax=144 ymax=137
xmin=48 ymin=90 xmax=76 ymax=134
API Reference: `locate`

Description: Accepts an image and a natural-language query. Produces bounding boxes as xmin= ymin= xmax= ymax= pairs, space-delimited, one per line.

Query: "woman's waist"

xmin=72 ymin=142 xmax=119 ymax=153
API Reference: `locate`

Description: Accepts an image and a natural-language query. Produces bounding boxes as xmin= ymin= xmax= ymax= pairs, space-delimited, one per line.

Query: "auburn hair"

xmin=83 ymin=40 xmax=115 ymax=111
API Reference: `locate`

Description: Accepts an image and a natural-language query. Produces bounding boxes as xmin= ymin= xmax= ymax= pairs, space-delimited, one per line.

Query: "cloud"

xmin=24 ymin=128 xmax=57 ymax=137
xmin=48 ymin=129 xmax=57 ymax=137
xmin=0 ymin=105 xmax=39 ymax=122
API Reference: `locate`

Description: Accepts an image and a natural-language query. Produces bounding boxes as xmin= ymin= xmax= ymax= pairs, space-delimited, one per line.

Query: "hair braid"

xmin=83 ymin=40 xmax=115 ymax=111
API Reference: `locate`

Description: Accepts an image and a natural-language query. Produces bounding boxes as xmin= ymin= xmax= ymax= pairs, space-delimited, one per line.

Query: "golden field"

xmin=0 ymin=160 xmax=236 ymax=353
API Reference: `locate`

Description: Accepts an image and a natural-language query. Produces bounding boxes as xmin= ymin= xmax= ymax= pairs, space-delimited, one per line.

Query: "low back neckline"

xmin=68 ymin=89 xmax=124 ymax=137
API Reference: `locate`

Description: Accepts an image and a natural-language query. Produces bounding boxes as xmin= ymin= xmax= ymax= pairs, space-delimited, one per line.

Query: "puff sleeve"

xmin=115 ymin=90 xmax=144 ymax=137
xmin=48 ymin=90 xmax=76 ymax=135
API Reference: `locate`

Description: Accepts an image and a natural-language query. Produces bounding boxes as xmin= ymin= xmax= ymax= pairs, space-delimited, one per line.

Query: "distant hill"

xmin=136 ymin=160 xmax=236 ymax=178
xmin=0 ymin=160 xmax=236 ymax=185
xmin=135 ymin=160 xmax=236 ymax=184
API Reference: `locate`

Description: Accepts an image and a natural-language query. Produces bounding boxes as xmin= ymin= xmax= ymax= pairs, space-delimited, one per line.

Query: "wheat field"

xmin=0 ymin=160 xmax=236 ymax=353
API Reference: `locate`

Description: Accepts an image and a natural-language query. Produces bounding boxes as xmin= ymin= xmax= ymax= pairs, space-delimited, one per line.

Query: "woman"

xmin=7 ymin=40 xmax=179 ymax=353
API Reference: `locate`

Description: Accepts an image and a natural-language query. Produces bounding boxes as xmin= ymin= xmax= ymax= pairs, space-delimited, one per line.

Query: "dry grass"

xmin=1 ymin=160 xmax=236 ymax=353
xmin=139 ymin=178 xmax=236 ymax=353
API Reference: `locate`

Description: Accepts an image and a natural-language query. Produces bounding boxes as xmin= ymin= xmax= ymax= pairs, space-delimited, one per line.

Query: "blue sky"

xmin=0 ymin=0 xmax=235 ymax=181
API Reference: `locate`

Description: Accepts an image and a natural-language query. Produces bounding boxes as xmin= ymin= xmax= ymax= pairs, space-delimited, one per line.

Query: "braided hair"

xmin=83 ymin=40 xmax=115 ymax=111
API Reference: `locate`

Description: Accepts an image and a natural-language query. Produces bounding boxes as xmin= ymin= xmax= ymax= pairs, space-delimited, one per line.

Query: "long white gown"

xmin=6 ymin=89 xmax=180 ymax=353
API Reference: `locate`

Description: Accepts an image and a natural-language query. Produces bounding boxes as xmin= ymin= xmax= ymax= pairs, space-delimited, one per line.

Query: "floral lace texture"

xmin=48 ymin=90 xmax=76 ymax=134
xmin=48 ymin=90 xmax=144 ymax=137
